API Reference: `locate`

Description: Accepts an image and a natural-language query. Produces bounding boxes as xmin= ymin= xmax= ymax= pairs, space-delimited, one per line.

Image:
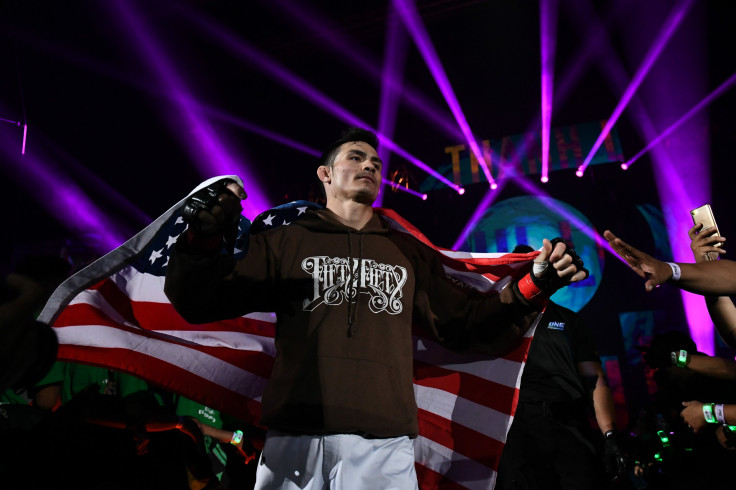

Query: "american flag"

xmin=39 ymin=176 xmax=540 ymax=489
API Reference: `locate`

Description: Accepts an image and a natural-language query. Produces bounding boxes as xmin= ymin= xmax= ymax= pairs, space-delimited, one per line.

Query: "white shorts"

xmin=254 ymin=430 xmax=418 ymax=490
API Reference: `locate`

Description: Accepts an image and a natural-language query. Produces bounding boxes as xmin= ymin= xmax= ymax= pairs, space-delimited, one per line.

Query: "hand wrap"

xmin=513 ymin=237 xmax=589 ymax=306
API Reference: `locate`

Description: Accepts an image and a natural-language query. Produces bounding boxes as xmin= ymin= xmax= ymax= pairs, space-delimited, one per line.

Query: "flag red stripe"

xmin=88 ymin=278 xmax=139 ymax=326
xmin=413 ymin=361 xmax=519 ymax=416
xmin=54 ymin=304 xmax=276 ymax=378
xmin=57 ymin=345 xmax=264 ymax=425
xmin=417 ymin=408 xmax=504 ymax=469
xmin=83 ymin=277 xmax=278 ymax=336
xmin=131 ymin=301 xmax=276 ymax=336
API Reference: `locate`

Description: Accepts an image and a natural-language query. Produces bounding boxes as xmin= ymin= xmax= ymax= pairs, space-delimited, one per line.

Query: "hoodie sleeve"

xmin=387 ymin=232 xmax=542 ymax=355
xmin=164 ymin=231 xmax=279 ymax=324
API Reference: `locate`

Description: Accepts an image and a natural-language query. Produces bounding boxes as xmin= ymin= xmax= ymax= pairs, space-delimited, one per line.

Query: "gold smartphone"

xmin=690 ymin=204 xmax=721 ymax=260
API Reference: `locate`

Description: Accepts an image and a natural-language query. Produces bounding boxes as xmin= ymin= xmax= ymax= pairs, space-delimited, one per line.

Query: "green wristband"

xmin=230 ymin=429 xmax=244 ymax=445
xmin=703 ymin=403 xmax=718 ymax=424
xmin=676 ymin=350 xmax=688 ymax=368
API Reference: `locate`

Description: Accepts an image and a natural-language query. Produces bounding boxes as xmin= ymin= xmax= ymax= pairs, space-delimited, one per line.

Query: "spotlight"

xmin=422 ymin=194 xmax=428 ymax=201
xmin=490 ymin=182 xmax=498 ymax=190
xmin=575 ymin=168 xmax=584 ymax=177
xmin=621 ymin=162 xmax=629 ymax=170
xmin=21 ymin=124 xmax=27 ymax=155
xmin=457 ymin=186 xmax=466 ymax=195
xmin=541 ymin=176 xmax=549 ymax=183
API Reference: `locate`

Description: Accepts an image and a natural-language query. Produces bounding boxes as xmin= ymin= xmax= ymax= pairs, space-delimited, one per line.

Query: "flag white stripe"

xmin=56 ymin=324 xmax=268 ymax=399
xmin=68 ymin=288 xmax=140 ymax=328
xmin=71 ymin=269 xmax=278 ymax=324
xmin=414 ymin=337 xmax=524 ymax=389
xmin=66 ymin=290 xmax=277 ymax=354
xmin=438 ymin=250 xmax=509 ymax=260
xmin=414 ymin=384 xmax=512 ymax=443
xmin=113 ymin=267 xmax=169 ymax=303
xmin=149 ymin=330 xmax=276 ymax=355
xmin=413 ymin=313 xmax=538 ymax=387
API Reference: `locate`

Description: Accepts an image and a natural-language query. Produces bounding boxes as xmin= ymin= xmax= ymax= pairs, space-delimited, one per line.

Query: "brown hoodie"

xmin=165 ymin=208 xmax=537 ymax=437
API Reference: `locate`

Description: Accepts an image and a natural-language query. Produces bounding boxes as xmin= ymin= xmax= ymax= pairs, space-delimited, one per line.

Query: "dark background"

xmin=2 ymin=0 xmax=735 ymax=420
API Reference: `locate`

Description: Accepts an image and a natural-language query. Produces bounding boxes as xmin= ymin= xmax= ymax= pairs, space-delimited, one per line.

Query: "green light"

xmin=657 ymin=430 xmax=670 ymax=447
xmin=654 ymin=452 xmax=663 ymax=462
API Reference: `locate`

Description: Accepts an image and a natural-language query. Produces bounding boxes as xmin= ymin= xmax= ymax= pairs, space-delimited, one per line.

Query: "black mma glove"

xmin=513 ymin=237 xmax=589 ymax=306
xmin=603 ymin=429 xmax=628 ymax=482
xmin=180 ymin=178 xmax=242 ymax=253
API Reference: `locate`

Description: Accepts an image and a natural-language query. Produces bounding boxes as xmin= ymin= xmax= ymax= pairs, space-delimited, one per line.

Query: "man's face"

xmin=322 ymin=141 xmax=382 ymax=205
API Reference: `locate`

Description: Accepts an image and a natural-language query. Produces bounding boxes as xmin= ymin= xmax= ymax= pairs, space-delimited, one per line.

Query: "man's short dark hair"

xmin=318 ymin=127 xmax=379 ymax=170
xmin=316 ymin=127 xmax=379 ymax=198
xmin=512 ymin=244 xmax=535 ymax=254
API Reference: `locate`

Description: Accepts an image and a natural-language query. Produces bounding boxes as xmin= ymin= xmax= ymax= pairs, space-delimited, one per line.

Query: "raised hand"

xmin=181 ymin=178 xmax=247 ymax=236
xmin=689 ymin=223 xmax=726 ymax=263
xmin=603 ymin=230 xmax=672 ymax=292
xmin=514 ymin=238 xmax=589 ymax=307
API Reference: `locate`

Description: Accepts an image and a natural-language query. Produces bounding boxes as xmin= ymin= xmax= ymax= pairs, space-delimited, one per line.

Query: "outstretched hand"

xmin=603 ymin=230 xmax=672 ymax=292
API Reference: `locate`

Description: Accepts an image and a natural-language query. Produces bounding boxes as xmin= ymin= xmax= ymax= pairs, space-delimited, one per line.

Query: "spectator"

xmin=496 ymin=244 xmax=626 ymax=490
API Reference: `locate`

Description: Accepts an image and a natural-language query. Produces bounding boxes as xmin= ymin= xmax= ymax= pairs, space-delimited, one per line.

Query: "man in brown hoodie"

xmin=165 ymin=127 xmax=588 ymax=490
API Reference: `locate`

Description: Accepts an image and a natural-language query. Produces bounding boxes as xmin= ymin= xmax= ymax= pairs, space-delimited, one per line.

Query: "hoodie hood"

xmin=293 ymin=208 xmax=391 ymax=235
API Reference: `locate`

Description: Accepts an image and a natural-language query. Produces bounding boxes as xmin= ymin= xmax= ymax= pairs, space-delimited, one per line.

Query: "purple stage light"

xmin=0 ymin=134 xmax=128 ymax=253
xmin=21 ymin=124 xmax=27 ymax=155
xmin=623 ymin=72 xmax=736 ymax=168
xmin=621 ymin=0 xmax=711 ymax=353
xmin=490 ymin=182 xmax=498 ymax=190
xmin=35 ymin=130 xmax=153 ymax=227
xmin=108 ymin=0 xmax=271 ymax=219
xmin=12 ymin=29 xmax=321 ymax=163
xmin=202 ymin=106 xmax=321 ymax=158
xmin=178 ymin=6 xmax=460 ymax=193
xmin=541 ymin=176 xmax=549 ymax=183
xmin=555 ymin=0 xmax=630 ymax=110
xmin=453 ymin=183 xmax=506 ymax=250
xmin=392 ymin=0 xmax=496 ymax=188
xmin=384 ymin=181 xmax=427 ymax=201
xmin=513 ymin=175 xmax=600 ymax=243
xmin=566 ymin=0 xmax=712 ymax=358
xmin=577 ymin=0 xmax=694 ymax=176
xmin=540 ymin=0 xmax=559 ymax=183
xmin=265 ymin=0 xmax=464 ymax=142
xmin=0 ymin=116 xmax=26 ymax=155
xmin=376 ymin=7 xmax=409 ymax=207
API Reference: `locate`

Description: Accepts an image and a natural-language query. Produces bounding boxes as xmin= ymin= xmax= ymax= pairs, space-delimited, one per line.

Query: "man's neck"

xmin=326 ymin=200 xmax=374 ymax=230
